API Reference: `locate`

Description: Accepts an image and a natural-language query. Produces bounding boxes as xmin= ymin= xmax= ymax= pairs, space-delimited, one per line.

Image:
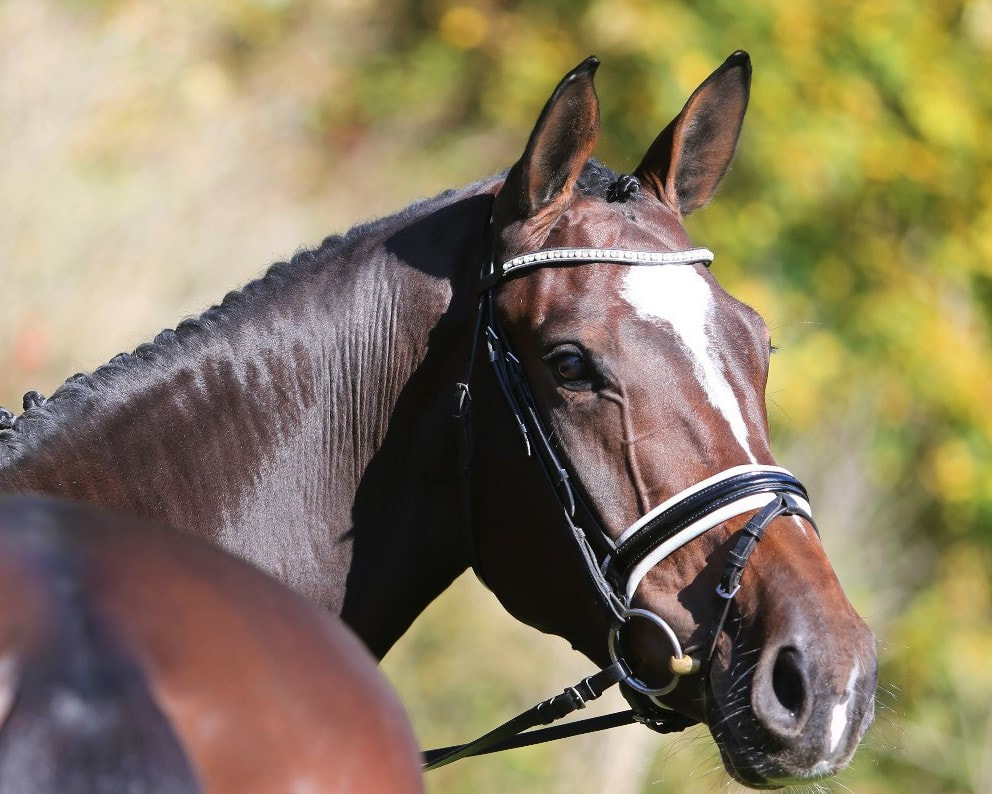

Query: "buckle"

xmin=452 ymin=383 xmax=471 ymax=418
xmin=564 ymin=686 xmax=588 ymax=710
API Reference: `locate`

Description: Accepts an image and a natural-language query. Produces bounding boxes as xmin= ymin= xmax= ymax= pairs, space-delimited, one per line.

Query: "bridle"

xmin=473 ymin=236 xmax=818 ymax=669
xmin=427 ymin=214 xmax=818 ymax=770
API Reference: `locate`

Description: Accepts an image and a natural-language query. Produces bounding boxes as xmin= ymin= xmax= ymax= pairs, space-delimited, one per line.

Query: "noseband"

xmin=432 ymin=219 xmax=818 ymax=769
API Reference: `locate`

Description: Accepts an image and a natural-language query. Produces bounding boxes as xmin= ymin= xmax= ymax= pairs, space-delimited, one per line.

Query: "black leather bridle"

xmin=425 ymin=225 xmax=818 ymax=771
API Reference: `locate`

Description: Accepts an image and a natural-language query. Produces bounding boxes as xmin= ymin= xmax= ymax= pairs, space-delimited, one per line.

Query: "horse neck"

xmin=0 ymin=188 xmax=495 ymax=657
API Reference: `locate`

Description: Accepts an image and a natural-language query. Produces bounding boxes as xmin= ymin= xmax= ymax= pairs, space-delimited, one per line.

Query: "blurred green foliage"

xmin=1 ymin=0 xmax=990 ymax=791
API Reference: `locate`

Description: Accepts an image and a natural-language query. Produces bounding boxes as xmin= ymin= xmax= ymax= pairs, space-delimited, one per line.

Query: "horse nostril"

xmin=752 ymin=645 xmax=811 ymax=739
xmin=772 ymin=647 xmax=806 ymax=720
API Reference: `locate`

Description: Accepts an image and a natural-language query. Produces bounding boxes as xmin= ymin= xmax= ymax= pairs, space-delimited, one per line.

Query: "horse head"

xmin=470 ymin=53 xmax=877 ymax=788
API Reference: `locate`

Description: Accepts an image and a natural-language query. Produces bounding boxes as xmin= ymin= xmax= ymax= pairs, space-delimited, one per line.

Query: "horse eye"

xmin=546 ymin=349 xmax=595 ymax=390
xmin=556 ymin=353 xmax=588 ymax=381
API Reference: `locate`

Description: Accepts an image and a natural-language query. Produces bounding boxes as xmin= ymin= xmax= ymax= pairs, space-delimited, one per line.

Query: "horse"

xmin=0 ymin=494 xmax=423 ymax=793
xmin=0 ymin=51 xmax=877 ymax=787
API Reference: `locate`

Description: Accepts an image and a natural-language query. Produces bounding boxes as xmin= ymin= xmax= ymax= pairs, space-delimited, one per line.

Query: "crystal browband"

xmin=498 ymin=247 xmax=715 ymax=279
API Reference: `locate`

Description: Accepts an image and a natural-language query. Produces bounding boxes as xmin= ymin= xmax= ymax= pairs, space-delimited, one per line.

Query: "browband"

xmin=481 ymin=246 xmax=715 ymax=290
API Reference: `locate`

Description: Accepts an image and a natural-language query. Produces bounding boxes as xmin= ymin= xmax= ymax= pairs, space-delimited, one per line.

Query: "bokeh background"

xmin=2 ymin=0 xmax=990 ymax=791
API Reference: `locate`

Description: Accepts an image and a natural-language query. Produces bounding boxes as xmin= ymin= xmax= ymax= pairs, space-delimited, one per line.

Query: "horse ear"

xmin=634 ymin=51 xmax=751 ymax=216
xmin=496 ymin=56 xmax=601 ymax=220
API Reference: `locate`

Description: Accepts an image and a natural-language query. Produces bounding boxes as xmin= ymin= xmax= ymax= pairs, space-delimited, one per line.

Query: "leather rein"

xmin=424 ymin=233 xmax=817 ymax=771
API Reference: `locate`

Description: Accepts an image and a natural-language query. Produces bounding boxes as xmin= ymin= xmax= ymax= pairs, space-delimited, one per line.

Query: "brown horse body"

xmin=0 ymin=495 xmax=423 ymax=793
xmin=0 ymin=52 xmax=876 ymax=787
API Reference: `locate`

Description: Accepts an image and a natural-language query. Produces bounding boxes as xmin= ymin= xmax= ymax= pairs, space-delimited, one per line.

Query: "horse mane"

xmin=575 ymin=160 xmax=633 ymax=201
xmin=0 ymin=236 xmax=334 ymax=467
xmin=0 ymin=163 xmax=624 ymax=467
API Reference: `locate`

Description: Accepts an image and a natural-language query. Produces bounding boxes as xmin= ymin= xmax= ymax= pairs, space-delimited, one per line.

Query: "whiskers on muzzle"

xmin=703 ymin=622 xmax=877 ymax=789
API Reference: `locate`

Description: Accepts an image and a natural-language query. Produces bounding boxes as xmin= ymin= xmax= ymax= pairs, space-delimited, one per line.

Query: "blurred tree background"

xmin=1 ymin=0 xmax=990 ymax=791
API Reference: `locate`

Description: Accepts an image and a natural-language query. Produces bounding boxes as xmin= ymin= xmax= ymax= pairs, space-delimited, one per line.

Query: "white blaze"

xmin=621 ymin=266 xmax=756 ymax=463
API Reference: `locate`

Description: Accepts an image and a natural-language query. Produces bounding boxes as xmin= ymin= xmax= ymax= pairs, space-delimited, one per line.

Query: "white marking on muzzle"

xmin=621 ymin=267 xmax=756 ymax=463
xmin=0 ymin=654 xmax=18 ymax=726
xmin=829 ymin=664 xmax=860 ymax=754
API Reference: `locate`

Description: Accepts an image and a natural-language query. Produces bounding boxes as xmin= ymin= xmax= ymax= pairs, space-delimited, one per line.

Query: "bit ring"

xmin=608 ymin=608 xmax=685 ymax=697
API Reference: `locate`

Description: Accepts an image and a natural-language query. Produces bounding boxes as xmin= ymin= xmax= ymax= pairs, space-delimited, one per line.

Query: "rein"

xmin=424 ymin=226 xmax=817 ymax=771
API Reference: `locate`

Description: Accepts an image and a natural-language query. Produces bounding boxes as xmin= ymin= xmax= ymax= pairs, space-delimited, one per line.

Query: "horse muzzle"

xmin=706 ymin=616 xmax=878 ymax=788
